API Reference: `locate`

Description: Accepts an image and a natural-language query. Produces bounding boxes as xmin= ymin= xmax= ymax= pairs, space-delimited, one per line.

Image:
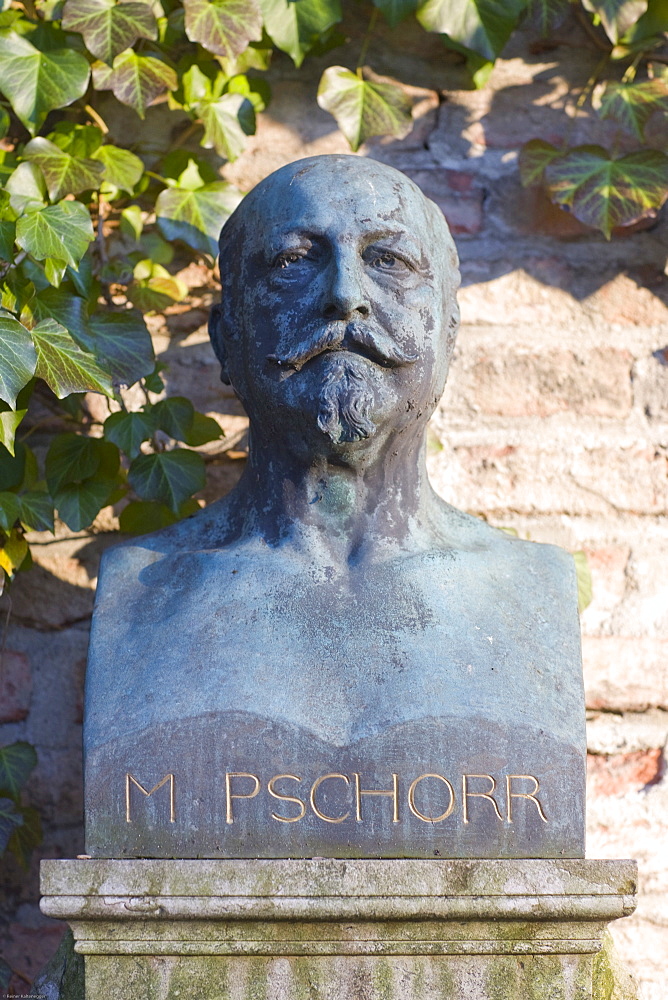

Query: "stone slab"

xmin=40 ymin=859 xmax=637 ymax=1000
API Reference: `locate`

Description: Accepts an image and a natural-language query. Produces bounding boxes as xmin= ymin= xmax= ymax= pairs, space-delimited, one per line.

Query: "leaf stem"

xmin=357 ymin=7 xmax=379 ymax=71
xmin=85 ymin=104 xmax=109 ymax=134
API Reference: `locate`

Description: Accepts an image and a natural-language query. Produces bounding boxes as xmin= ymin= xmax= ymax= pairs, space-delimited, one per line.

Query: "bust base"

xmin=40 ymin=858 xmax=637 ymax=999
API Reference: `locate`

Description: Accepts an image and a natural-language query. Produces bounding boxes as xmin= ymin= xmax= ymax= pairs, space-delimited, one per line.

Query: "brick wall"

xmin=1 ymin=15 xmax=666 ymax=997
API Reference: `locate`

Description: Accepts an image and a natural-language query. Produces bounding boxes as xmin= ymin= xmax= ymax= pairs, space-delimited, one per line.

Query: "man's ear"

xmin=208 ymin=302 xmax=231 ymax=385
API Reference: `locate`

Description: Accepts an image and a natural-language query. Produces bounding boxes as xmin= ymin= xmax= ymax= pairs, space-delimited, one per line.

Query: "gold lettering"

xmin=268 ymin=774 xmax=306 ymax=823
xmin=353 ymin=773 xmax=400 ymax=823
xmin=462 ymin=774 xmax=503 ymax=824
xmin=125 ymin=773 xmax=175 ymax=823
xmin=407 ymin=773 xmax=455 ymax=822
xmin=310 ymin=773 xmax=351 ymax=823
xmin=225 ymin=772 xmax=260 ymax=824
xmin=506 ymin=774 xmax=548 ymax=823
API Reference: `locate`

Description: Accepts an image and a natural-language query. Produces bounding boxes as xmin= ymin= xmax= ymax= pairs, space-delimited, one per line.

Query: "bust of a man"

xmin=85 ymin=155 xmax=585 ymax=859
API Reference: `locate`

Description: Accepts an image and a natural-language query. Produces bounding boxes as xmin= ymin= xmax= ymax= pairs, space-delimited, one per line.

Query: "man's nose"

xmin=322 ymin=252 xmax=370 ymax=321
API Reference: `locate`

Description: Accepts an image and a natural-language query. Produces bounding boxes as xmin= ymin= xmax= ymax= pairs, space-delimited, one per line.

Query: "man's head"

xmin=209 ymin=155 xmax=460 ymax=460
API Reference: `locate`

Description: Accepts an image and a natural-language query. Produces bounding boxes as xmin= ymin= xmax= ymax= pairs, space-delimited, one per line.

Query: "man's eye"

xmin=275 ymin=252 xmax=303 ymax=269
xmin=369 ymin=252 xmax=407 ymax=271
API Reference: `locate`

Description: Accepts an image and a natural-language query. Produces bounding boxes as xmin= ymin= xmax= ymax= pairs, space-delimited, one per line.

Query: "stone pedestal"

xmin=40 ymin=858 xmax=636 ymax=999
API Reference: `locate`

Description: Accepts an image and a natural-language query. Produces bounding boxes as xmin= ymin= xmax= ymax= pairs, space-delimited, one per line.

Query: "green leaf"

xmin=416 ymin=0 xmax=529 ymax=62
xmin=104 ymin=408 xmax=156 ymax=457
xmin=6 ymin=803 xmax=41 ymax=868
xmin=260 ymin=0 xmax=343 ymax=67
xmin=0 ymin=221 xmax=15 ymax=264
xmin=23 ymin=137 xmax=104 ymax=201
xmin=153 ymin=395 xmax=194 ymax=439
xmin=519 ymin=138 xmax=563 ymax=186
xmin=0 ymin=108 xmax=9 ymax=141
xmin=91 ymin=144 xmax=144 ymax=192
xmin=525 ymin=0 xmax=571 ymax=34
xmin=49 ymin=121 xmax=104 ymax=158
xmin=198 ymin=92 xmax=255 ymax=161
xmin=0 ymin=409 xmax=26 ymax=457
xmin=92 ymin=50 xmax=178 ymax=118
xmin=317 ymin=67 xmax=413 ymax=151
xmin=128 ymin=448 xmax=206 ymax=510
xmin=54 ymin=477 xmax=117 ymax=529
xmin=5 ymin=161 xmax=47 ymax=215
xmin=25 ymin=287 xmax=91 ymax=345
xmin=597 ymin=79 xmax=668 ymax=140
xmin=44 ymin=257 xmax=67 ymax=287
xmin=45 ymin=432 xmax=105 ymax=491
xmin=128 ymin=266 xmax=187 ymax=312
xmin=0 ymin=742 xmax=37 ymax=799
xmin=581 ymin=0 xmax=648 ymax=43
xmin=87 ymin=311 xmax=155 ymax=386
xmin=32 ymin=318 xmax=114 ymax=398
xmin=0 ymin=491 xmax=21 ymax=530
xmin=544 ymin=145 xmax=668 ymax=238
xmin=0 ymin=31 xmax=90 ymax=135
xmin=0 ymin=797 xmax=23 ymax=856
xmin=119 ymin=497 xmax=178 ymax=532
xmin=62 ymin=0 xmax=158 ymax=65
xmin=15 ymin=201 xmax=94 ymax=269
xmin=19 ymin=490 xmax=55 ymax=531
xmin=573 ymin=551 xmax=593 ymax=613
xmin=372 ymin=0 xmax=417 ymax=27
xmin=156 ymin=181 xmax=242 ymax=257
xmin=183 ymin=0 xmax=262 ymax=59
xmin=182 ymin=410 xmax=224 ymax=446
xmin=621 ymin=0 xmax=668 ymax=43
xmin=0 ymin=316 xmax=37 ymax=408
xmin=120 ymin=204 xmax=144 ymax=241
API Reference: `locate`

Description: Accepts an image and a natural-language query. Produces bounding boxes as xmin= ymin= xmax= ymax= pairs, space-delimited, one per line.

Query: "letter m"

xmin=125 ymin=773 xmax=175 ymax=823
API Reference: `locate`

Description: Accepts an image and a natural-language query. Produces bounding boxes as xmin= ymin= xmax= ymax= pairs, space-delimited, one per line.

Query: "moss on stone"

xmin=592 ymin=932 xmax=640 ymax=1000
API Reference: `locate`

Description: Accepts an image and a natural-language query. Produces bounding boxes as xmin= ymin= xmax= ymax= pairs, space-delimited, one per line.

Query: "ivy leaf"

xmin=5 ymin=161 xmax=48 ymax=215
xmin=0 ymin=492 xmax=22 ymax=531
xmin=525 ymin=0 xmax=572 ymax=34
xmin=260 ymin=0 xmax=343 ymax=67
xmin=544 ymin=145 xmax=668 ymax=238
xmin=24 ymin=287 xmax=91 ymax=345
xmin=183 ymin=0 xmax=263 ymax=59
xmin=92 ymin=144 xmax=144 ymax=192
xmin=87 ymin=311 xmax=155 ymax=386
xmin=596 ymin=79 xmax=668 ymax=140
xmin=92 ymin=51 xmax=177 ymax=118
xmin=156 ymin=181 xmax=242 ymax=256
xmin=183 ymin=411 xmax=224 ymax=446
xmin=32 ymin=318 xmax=114 ymax=398
xmin=519 ymin=138 xmax=563 ymax=186
xmin=62 ymin=0 xmax=158 ymax=65
xmin=0 ymin=798 xmax=23 ymax=856
xmin=15 ymin=201 xmax=94 ymax=269
xmin=19 ymin=491 xmax=55 ymax=532
xmin=0 ymin=410 xmax=27 ymax=457
xmin=104 ymin=408 xmax=156 ymax=457
xmin=153 ymin=395 xmax=194 ymax=440
xmin=0 ymin=31 xmax=90 ymax=135
xmin=119 ymin=497 xmax=199 ymax=533
xmin=0 ymin=741 xmax=37 ymax=799
xmin=0 ymin=528 xmax=29 ymax=577
xmin=6 ymin=804 xmax=42 ymax=869
xmin=372 ymin=0 xmax=417 ymax=27
xmin=45 ymin=432 xmax=106 ymax=491
xmin=573 ymin=551 xmax=593 ymax=613
xmin=23 ymin=137 xmax=105 ymax=201
xmin=0 ymin=316 xmax=37 ymax=408
xmin=128 ymin=266 xmax=187 ymax=312
xmin=416 ymin=0 xmax=529 ymax=62
xmin=54 ymin=478 xmax=118 ymax=530
xmin=198 ymin=92 xmax=255 ymax=161
xmin=0 ymin=108 xmax=9 ymax=141
xmin=317 ymin=67 xmax=413 ymax=151
xmin=581 ymin=0 xmax=648 ymax=44
xmin=128 ymin=449 xmax=206 ymax=510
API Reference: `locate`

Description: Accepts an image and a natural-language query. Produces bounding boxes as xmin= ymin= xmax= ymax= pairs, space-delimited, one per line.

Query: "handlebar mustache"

xmin=266 ymin=320 xmax=418 ymax=371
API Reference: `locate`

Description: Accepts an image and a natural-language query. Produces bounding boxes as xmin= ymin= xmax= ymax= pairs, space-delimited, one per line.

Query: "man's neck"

xmin=228 ymin=428 xmax=439 ymax=567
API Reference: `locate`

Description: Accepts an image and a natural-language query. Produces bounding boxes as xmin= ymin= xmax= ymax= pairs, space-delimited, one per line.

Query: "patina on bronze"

xmin=84 ymin=155 xmax=586 ymax=858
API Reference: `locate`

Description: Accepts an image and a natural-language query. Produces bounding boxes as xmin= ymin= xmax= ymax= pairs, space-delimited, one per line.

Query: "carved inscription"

xmin=123 ymin=770 xmax=548 ymax=826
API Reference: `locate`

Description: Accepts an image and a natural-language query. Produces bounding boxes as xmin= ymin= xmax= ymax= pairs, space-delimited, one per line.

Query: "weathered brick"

xmin=0 ymin=649 xmax=32 ymax=723
xmin=583 ymin=636 xmax=668 ymax=711
xmin=468 ymin=348 xmax=632 ymax=418
xmin=587 ymin=749 xmax=664 ymax=796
